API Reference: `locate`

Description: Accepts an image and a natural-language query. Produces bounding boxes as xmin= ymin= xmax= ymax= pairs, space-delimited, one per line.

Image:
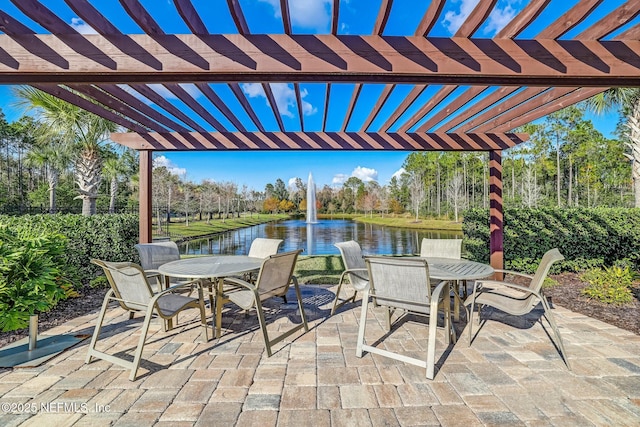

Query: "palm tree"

xmin=584 ymin=88 xmax=640 ymax=207
xmin=24 ymin=142 xmax=72 ymax=213
xmin=14 ymin=87 xmax=117 ymax=215
xmin=103 ymin=150 xmax=136 ymax=214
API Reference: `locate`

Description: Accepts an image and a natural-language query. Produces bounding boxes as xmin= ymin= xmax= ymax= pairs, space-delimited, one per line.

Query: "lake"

xmin=179 ymin=219 xmax=462 ymax=256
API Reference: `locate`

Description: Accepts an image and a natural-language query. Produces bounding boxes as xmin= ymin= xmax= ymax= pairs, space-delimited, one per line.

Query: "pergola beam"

xmin=1 ymin=36 xmax=639 ymax=86
xmin=110 ymin=132 xmax=528 ymax=152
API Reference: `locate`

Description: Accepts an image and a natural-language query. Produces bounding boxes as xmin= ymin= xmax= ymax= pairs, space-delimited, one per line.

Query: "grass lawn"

xmin=294 ymin=255 xmax=344 ymax=284
xmin=352 ymin=215 xmax=462 ymax=231
xmin=154 ymin=214 xmax=289 ymax=239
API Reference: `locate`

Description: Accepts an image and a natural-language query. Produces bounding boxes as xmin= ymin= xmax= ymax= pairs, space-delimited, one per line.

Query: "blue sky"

xmin=0 ymin=0 xmax=631 ymax=191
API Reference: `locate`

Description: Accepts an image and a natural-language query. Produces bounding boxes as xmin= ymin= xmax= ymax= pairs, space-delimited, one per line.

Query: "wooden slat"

xmin=373 ymin=0 xmax=393 ymax=36
xmin=322 ymin=84 xmax=331 ymax=132
xmin=262 ymin=83 xmax=285 ymax=131
xmin=455 ymin=0 xmax=498 ymax=37
xmin=196 ymin=83 xmax=246 ymax=131
xmin=332 ymin=0 xmax=340 ymax=34
xmin=537 ymin=0 xmax=604 ymax=39
xmin=380 ymin=85 xmax=427 ymax=132
xmin=578 ymin=1 xmax=640 ymax=40
xmin=456 ymin=87 xmax=548 ymax=132
xmin=616 ymin=23 xmax=640 ymax=39
xmin=398 ymin=85 xmax=456 ymax=132
xmin=63 ymin=0 xmax=163 ymax=70
xmin=416 ymin=86 xmax=487 ymax=132
xmin=9 ymin=0 xmax=116 ymax=69
xmin=280 ymin=0 xmax=292 ymax=34
xmin=119 ymin=0 xmax=208 ymax=69
xmin=496 ymin=0 xmax=551 ymax=38
xmin=111 ymin=131 xmax=527 ymax=151
xmin=130 ymin=84 xmax=206 ymax=132
xmin=414 ymin=0 xmax=446 ymax=36
xmin=490 ymin=87 xmax=607 ymax=132
xmin=229 ymin=83 xmax=265 ymax=132
xmin=361 ymin=84 xmax=395 ymax=132
xmin=435 ymin=86 xmax=519 ymax=132
xmin=164 ymin=83 xmax=227 ymax=131
xmin=34 ymin=84 xmax=149 ymax=133
xmin=227 ymin=0 xmax=250 ymax=34
xmin=294 ymin=83 xmax=304 ymax=131
xmin=174 ymin=0 xmax=209 ymax=34
xmin=341 ymin=84 xmax=362 ymax=131
xmin=70 ymin=84 xmax=171 ymax=133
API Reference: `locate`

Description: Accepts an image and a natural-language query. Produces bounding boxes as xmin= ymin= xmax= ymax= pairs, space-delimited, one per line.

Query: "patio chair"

xmin=331 ymin=240 xmax=369 ymax=315
xmin=244 ymin=238 xmax=284 ymax=294
xmin=87 ymin=259 xmax=209 ymax=381
xmin=356 ymin=256 xmax=451 ymax=379
xmin=467 ymin=248 xmax=571 ymax=370
xmin=135 ymin=241 xmax=191 ymax=291
xmin=420 ymin=238 xmax=468 ymax=297
xmin=219 ymin=250 xmax=309 ymax=356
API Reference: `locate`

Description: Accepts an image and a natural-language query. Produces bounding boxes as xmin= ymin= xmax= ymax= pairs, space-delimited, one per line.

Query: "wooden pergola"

xmin=1 ymin=0 xmax=639 ymax=270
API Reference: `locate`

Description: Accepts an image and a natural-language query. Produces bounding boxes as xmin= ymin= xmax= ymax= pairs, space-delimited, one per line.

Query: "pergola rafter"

xmin=1 ymin=0 xmax=638 ymax=270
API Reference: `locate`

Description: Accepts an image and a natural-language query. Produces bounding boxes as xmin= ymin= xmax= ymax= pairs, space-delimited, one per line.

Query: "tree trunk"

xmin=75 ymin=148 xmax=102 ymax=216
xmin=629 ymin=101 xmax=640 ymax=208
xmin=47 ymin=168 xmax=58 ymax=214
xmin=556 ymin=133 xmax=561 ymax=207
xmin=109 ymin=177 xmax=118 ymax=214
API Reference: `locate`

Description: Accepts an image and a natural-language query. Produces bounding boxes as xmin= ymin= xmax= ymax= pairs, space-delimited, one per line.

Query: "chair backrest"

xmin=335 ymin=240 xmax=369 ymax=289
xmin=254 ymin=250 xmax=302 ymax=301
xmin=135 ymin=241 xmax=181 ymax=271
xmin=91 ymin=259 xmax=154 ymax=311
xmin=527 ymin=248 xmax=565 ymax=307
xmin=365 ymin=256 xmax=432 ymax=314
xmin=420 ymin=238 xmax=462 ymax=258
xmin=248 ymin=238 xmax=283 ymax=258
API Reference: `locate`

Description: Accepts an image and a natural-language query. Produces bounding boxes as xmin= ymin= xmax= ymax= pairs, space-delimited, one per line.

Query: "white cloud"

xmin=241 ymin=83 xmax=317 ymax=119
xmin=70 ymin=18 xmax=98 ymax=35
xmin=442 ymin=0 xmax=480 ymax=34
xmin=352 ymin=166 xmax=378 ymax=182
xmin=147 ymin=83 xmax=202 ymax=101
xmin=153 ymin=155 xmax=186 ymax=176
xmin=258 ymin=0 xmax=332 ymax=32
xmin=332 ymin=173 xmax=349 ymax=185
xmin=484 ymin=3 xmax=518 ymax=35
xmin=116 ymin=85 xmax=153 ymax=105
xmin=392 ymin=168 xmax=406 ymax=180
xmin=288 ymin=177 xmax=298 ymax=189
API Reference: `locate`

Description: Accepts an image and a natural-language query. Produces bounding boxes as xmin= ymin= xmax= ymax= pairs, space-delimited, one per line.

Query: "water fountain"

xmin=306 ymin=172 xmax=318 ymax=224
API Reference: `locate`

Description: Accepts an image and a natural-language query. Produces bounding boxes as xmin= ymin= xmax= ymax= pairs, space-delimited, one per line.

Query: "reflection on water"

xmin=179 ymin=219 xmax=462 ymax=256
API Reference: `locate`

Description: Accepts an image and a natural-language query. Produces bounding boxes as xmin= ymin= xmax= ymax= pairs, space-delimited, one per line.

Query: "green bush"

xmin=580 ymin=265 xmax=634 ymax=305
xmin=463 ymin=207 xmax=640 ymax=272
xmin=0 ymin=214 xmax=139 ymax=283
xmin=0 ymin=225 xmax=74 ymax=331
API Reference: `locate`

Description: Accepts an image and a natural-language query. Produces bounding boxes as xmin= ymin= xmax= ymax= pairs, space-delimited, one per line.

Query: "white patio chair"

xmin=135 ymin=241 xmax=192 ymax=290
xmin=219 ymin=250 xmax=309 ymax=356
xmin=468 ymin=248 xmax=571 ymax=370
xmin=331 ymin=240 xmax=369 ymax=315
xmin=248 ymin=238 xmax=283 ymax=258
xmin=87 ymin=259 xmax=209 ymax=381
xmin=356 ymin=256 xmax=450 ymax=379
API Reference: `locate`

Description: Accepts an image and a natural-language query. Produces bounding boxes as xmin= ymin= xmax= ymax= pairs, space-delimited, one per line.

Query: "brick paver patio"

xmin=0 ymin=284 xmax=638 ymax=426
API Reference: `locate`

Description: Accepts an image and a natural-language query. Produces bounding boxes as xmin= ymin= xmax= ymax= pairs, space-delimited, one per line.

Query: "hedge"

xmin=0 ymin=214 xmax=139 ymax=283
xmin=462 ymin=208 xmax=640 ymax=272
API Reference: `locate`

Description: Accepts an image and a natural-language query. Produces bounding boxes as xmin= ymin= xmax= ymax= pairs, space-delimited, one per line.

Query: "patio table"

xmin=158 ymin=255 xmax=263 ymax=338
xmin=424 ymin=257 xmax=494 ymax=323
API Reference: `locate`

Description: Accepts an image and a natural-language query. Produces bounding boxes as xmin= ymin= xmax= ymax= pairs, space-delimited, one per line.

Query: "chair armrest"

xmin=475 ymin=280 xmax=541 ymax=298
xmin=492 ymin=269 xmax=534 ymax=280
xmin=222 ymin=276 xmax=256 ymax=292
xmin=339 ymin=268 xmax=369 ymax=290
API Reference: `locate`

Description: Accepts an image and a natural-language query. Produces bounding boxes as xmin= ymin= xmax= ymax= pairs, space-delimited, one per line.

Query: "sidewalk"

xmin=0 ymin=284 xmax=638 ymax=426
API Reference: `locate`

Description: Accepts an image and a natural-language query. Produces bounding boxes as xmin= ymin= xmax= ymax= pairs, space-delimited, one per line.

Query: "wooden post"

xmin=489 ymin=150 xmax=503 ymax=278
xmin=139 ymin=150 xmax=152 ymax=243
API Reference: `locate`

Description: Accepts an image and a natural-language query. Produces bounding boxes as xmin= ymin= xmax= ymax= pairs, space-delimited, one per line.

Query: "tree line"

xmin=1 ymin=88 xmax=638 ymax=220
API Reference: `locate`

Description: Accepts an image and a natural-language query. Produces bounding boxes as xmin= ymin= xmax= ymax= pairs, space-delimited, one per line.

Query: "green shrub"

xmin=0 ymin=225 xmax=75 ymax=331
xmin=0 ymin=214 xmax=139 ymax=283
xmin=580 ymin=265 xmax=634 ymax=305
xmin=463 ymin=207 xmax=640 ymax=272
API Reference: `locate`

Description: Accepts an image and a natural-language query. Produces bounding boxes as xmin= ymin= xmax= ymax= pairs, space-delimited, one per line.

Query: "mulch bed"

xmin=0 ymin=273 xmax=638 ymax=349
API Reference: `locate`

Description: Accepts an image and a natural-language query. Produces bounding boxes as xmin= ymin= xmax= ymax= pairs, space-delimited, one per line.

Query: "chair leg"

xmin=356 ymin=290 xmax=370 ymax=358
xmin=331 ymin=278 xmax=357 ymax=315
xmin=468 ymin=292 xmax=478 ymax=346
xmin=540 ymin=295 xmax=571 ymax=370
xmin=426 ymin=308 xmax=438 ymax=380
xmin=86 ymin=289 xmax=114 ymax=364
xmin=129 ymin=305 xmax=155 ymax=381
xmin=293 ymin=279 xmax=309 ymax=332
xmin=254 ymin=302 xmax=273 ymax=357
xmin=197 ymin=286 xmax=210 ymax=342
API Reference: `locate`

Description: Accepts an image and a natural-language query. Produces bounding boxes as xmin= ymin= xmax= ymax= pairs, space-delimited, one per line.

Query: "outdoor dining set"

xmin=87 ymin=238 xmax=570 ymax=382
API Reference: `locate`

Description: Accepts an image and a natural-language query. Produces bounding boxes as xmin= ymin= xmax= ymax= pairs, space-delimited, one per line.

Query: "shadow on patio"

xmin=0 ymin=283 xmax=639 ymax=426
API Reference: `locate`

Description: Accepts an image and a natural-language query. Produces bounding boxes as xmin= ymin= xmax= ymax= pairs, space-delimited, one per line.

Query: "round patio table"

xmin=158 ymin=255 xmax=263 ymax=338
